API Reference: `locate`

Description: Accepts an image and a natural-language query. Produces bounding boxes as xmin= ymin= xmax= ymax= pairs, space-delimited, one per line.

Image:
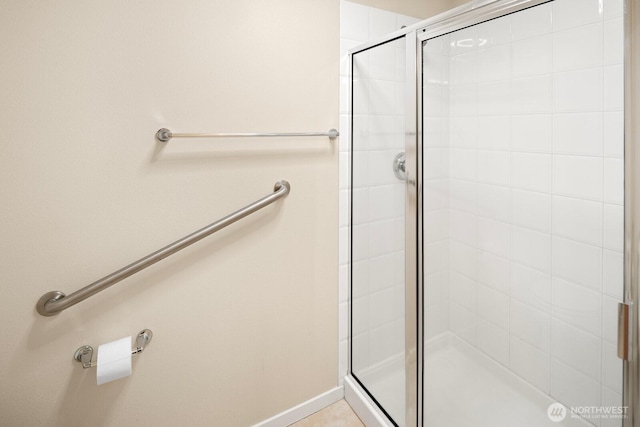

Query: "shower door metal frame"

xmin=348 ymin=0 xmax=640 ymax=425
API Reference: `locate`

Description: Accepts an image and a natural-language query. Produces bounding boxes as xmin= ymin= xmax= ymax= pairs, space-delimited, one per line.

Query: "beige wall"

xmin=348 ymin=0 xmax=468 ymax=19
xmin=0 ymin=1 xmax=338 ymax=426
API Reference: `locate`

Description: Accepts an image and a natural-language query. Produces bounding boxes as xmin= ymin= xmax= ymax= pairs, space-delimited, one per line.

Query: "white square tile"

xmin=477 ymin=217 xmax=510 ymax=259
xmin=550 ymin=359 xmax=601 ymax=410
xmin=369 ymin=184 xmax=404 ymax=221
xmin=352 ymin=77 xmax=371 ymax=115
xmin=476 ymin=116 xmax=510 ymax=150
xmin=552 ymin=0 xmax=603 ymax=32
xmin=424 ymin=117 xmax=446 ymax=148
xmin=449 ymin=302 xmax=477 ymax=345
xmin=603 ymin=249 xmax=623 ymax=300
xmin=512 ymin=35 xmax=552 ymax=78
xmin=369 ymin=288 xmax=396 ymax=327
xmin=425 ymin=241 xmax=449 ymax=275
xmin=368 ymin=253 xmax=397 ymax=293
xmin=553 ymin=68 xmax=603 ymax=113
xmin=552 ymin=195 xmax=603 ymax=246
xmin=369 ymin=79 xmax=400 ymax=115
xmin=511 ymin=226 xmax=552 ymax=273
xmin=477 ymin=80 xmax=511 ymax=115
xmin=551 ymin=319 xmax=601 ymax=380
xmin=369 ymin=43 xmax=398 ymax=81
xmin=477 ymin=319 xmax=509 ymax=366
xmin=512 ymin=189 xmax=551 ymax=233
xmin=369 ymin=8 xmax=397 ymax=39
xmin=424 ymin=83 xmax=446 ymax=117
xmin=604 ymin=64 xmax=624 ymax=111
xmin=450 ymin=52 xmax=477 ymax=86
xmin=511 ymin=114 xmax=551 ymax=153
xmin=604 ymin=0 xmax=624 ymax=19
xmin=424 ymin=179 xmax=449 ymax=211
xmin=425 ymin=270 xmax=448 ymax=308
xmin=449 ymin=179 xmax=477 ymax=214
xmin=424 ymin=148 xmax=449 ymax=180
xmin=604 ymin=158 xmax=624 ymax=205
xmin=510 ymin=299 xmax=550 ymax=352
xmin=604 ymin=111 xmax=624 ymax=158
xmin=511 ymin=75 xmax=552 ymax=114
xmin=553 ymin=155 xmax=603 ymax=201
xmin=339 ymin=264 xmax=349 ymax=301
xmin=477 ymin=184 xmax=510 ymax=222
xmin=552 ymin=23 xmax=603 ymax=72
xmin=511 ymin=262 xmax=551 ymax=313
xmin=552 ymin=277 xmax=602 ymax=337
xmin=425 ymin=303 xmax=449 ymax=340
xmin=449 ymin=240 xmax=477 ymax=279
xmin=477 ymin=150 xmax=510 ymax=186
xmin=368 ymin=150 xmax=397 ymax=186
xmin=552 ymin=236 xmax=602 ymax=291
xmin=425 ymin=209 xmax=448 ymax=243
xmin=477 ymin=283 xmax=509 ymax=329
xmin=368 ymin=115 xmax=404 ymax=150
xmin=449 ymin=117 xmax=476 ymax=148
xmin=552 ymin=113 xmax=603 ymax=156
xmin=602 ymin=342 xmax=623 ymax=392
xmin=352 ymin=188 xmax=369 ymax=225
xmin=511 ymin=152 xmax=552 ymax=192
xmin=511 ymin=2 xmax=552 ymax=41
xmin=477 ymin=250 xmax=510 ymax=295
xmin=604 ymin=17 xmax=624 ymax=65
xmin=476 ymin=16 xmax=511 ymax=47
xmin=476 ymin=45 xmax=510 ymax=83
xmin=352 ymin=223 xmax=369 ymax=262
xmin=450 ymin=207 xmax=479 ymax=246
xmin=603 ymin=203 xmax=624 ymax=252
xmin=449 ymin=148 xmax=477 ymax=180
xmin=369 ymin=219 xmax=403 ymax=257
xmin=339 ymin=226 xmax=349 ymax=266
xmin=449 ymin=84 xmax=477 ymax=116
xmin=351 ymin=260 xmax=369 ymax=298
xmin=510 ymin=337 xmax=550 ymax=393
xmin=340 ymin=1 xmax=370 ymax=41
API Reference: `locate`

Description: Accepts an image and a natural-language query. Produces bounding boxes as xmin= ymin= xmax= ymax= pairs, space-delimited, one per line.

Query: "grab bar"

xmin=36 ymin=180 xmax=291 ymax=316
xmin=155 ymin=128 xmax=339 ymax=142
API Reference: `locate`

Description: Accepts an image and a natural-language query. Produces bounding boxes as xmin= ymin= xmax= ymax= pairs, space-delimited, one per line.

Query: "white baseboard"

xmin=344 ymin=376 xmax=392 ymax=427
xmin=252 ymin=386 xmax=344 ymax=427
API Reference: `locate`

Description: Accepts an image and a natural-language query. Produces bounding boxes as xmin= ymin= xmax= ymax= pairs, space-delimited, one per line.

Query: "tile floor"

xmin=289 ymin=400 xmax=364 ymax=427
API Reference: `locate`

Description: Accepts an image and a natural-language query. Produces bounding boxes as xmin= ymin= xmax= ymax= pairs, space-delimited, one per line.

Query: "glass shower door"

xmin=421 ymin=1 xmax=625 ymax=426
xmin=350 ymin=35 xmax=415 ymax=427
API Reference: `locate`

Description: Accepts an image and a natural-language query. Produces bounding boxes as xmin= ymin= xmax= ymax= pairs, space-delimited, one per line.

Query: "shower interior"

xmin=348 ymin=0 xmax=625 ymax=426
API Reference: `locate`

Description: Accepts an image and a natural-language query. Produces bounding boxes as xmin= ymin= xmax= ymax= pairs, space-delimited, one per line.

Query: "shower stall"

xmin=346 ymin=0 xmax=638 ymax=425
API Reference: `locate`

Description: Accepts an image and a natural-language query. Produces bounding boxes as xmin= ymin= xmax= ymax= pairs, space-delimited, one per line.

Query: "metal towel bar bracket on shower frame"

xmin=155 ymin=128 xmax=339 ymax=142
xmin=36 ymin=180 xmax=291 ymax=316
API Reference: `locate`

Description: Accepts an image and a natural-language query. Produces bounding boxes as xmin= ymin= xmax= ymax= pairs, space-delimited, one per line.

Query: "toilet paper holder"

xmin=73 ymin=329 xmax=153 ymax=369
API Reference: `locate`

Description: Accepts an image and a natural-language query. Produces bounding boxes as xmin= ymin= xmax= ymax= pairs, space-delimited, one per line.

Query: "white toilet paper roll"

xmin=97 ymin=336 xmax=132 ymax=385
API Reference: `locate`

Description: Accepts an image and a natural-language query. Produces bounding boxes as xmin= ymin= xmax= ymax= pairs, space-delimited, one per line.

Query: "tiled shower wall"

xmin=339 ymin=1 xmax=420 ymax=384
xmin=423 ymin=0 xmax=625 ymax=418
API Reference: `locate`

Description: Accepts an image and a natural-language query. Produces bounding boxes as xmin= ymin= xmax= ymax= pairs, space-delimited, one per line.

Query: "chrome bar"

xmin=36 ymin=181 xmax=291 ymax=316
xmin=155 ymin=128 xmax=339 ymax=142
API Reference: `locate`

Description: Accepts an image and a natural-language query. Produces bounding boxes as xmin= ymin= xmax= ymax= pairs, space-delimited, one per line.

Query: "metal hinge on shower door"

xmin=618 ymin=302 xmax=632 ymax=361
